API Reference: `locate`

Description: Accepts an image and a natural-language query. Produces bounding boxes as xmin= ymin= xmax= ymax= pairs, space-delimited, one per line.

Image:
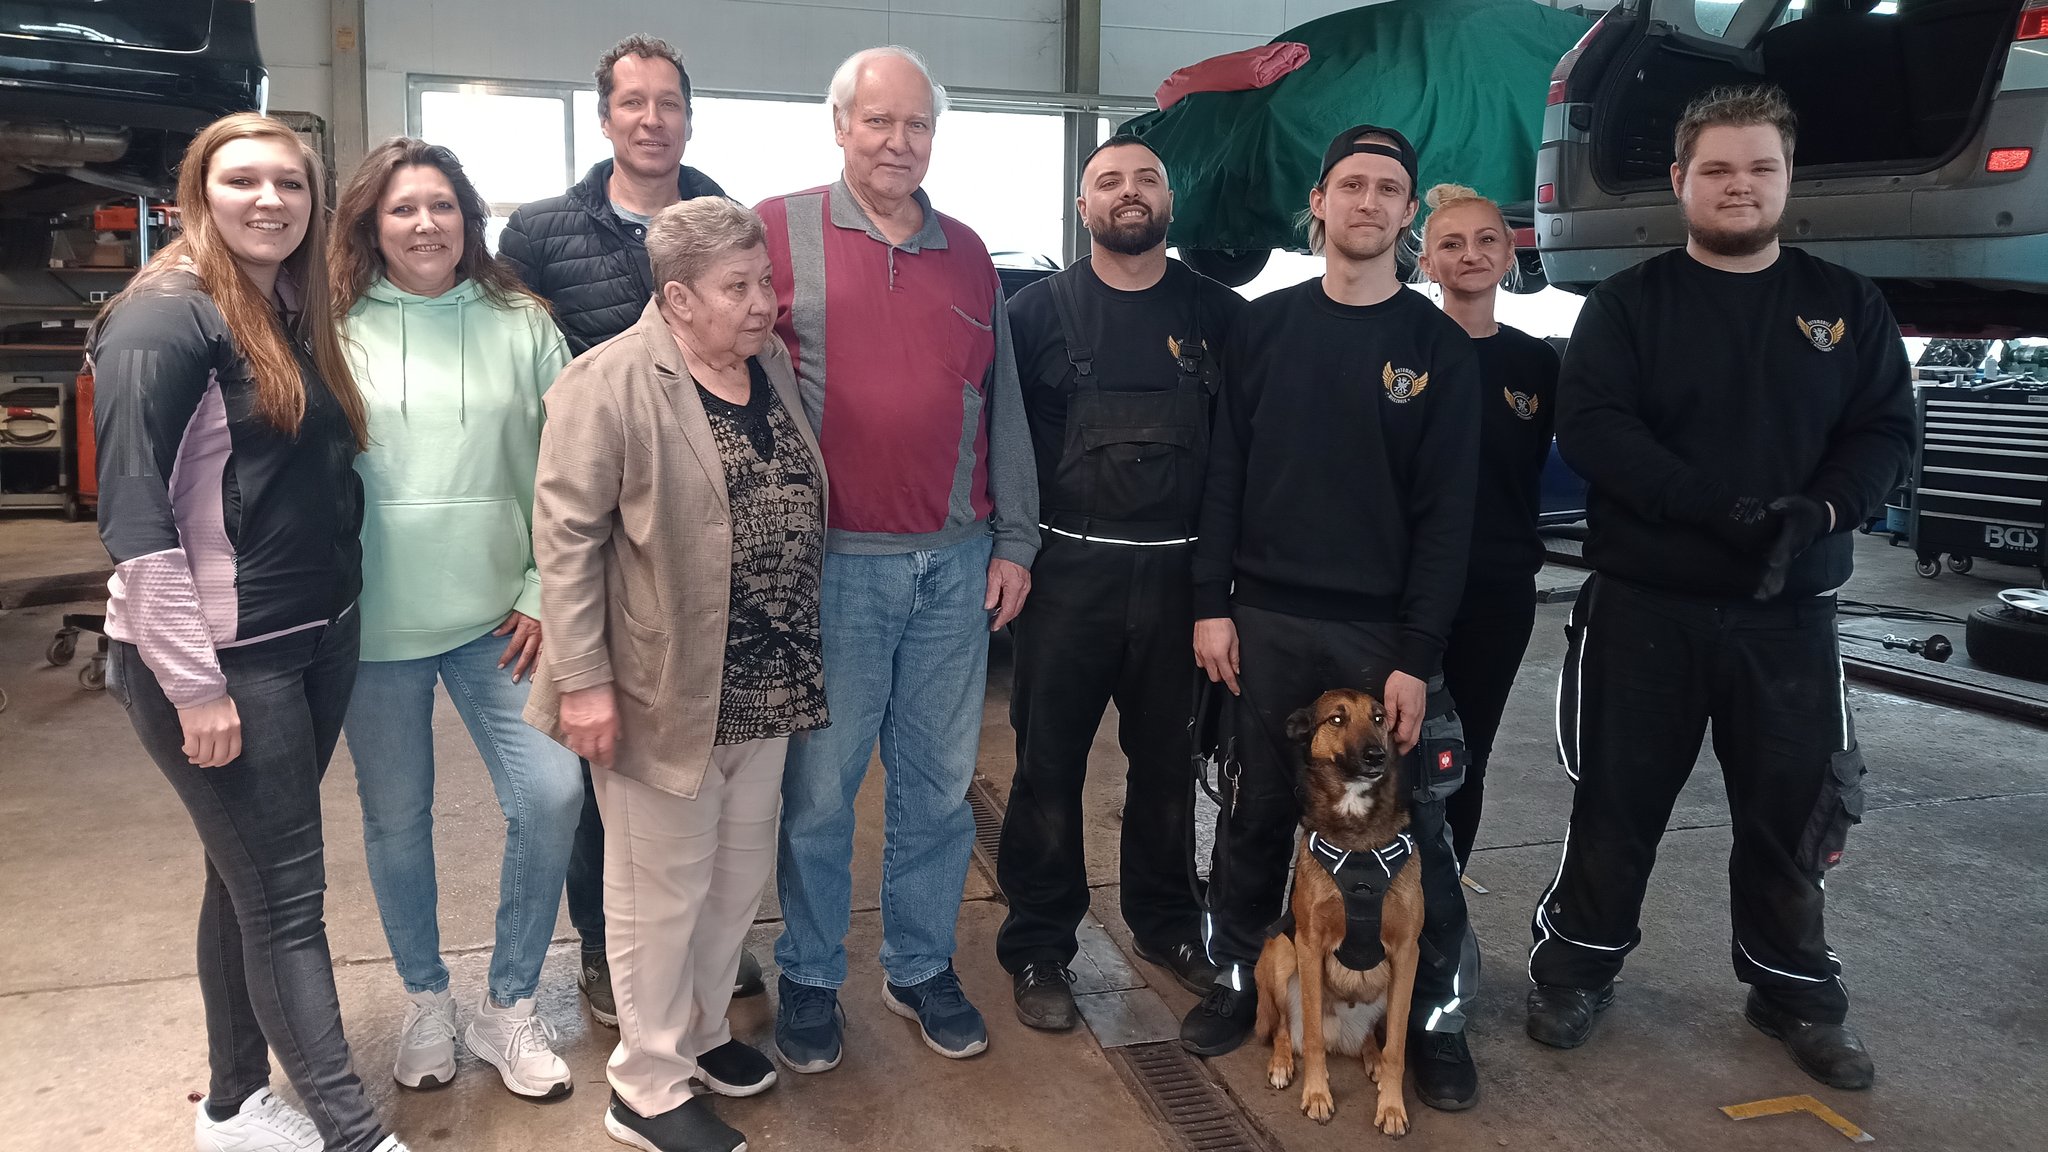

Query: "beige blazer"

xmin=524 ymin=300 xmax=828 ymax=800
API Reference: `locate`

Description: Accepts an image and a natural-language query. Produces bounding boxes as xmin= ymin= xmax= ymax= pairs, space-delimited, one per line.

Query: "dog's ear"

xmin=1284 ymin=706 xmax=1316 ymax=745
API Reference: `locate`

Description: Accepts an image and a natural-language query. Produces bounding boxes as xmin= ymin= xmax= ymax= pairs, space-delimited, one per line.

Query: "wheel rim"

xmin=1997 ymin=588 xmax=2048 ymax=620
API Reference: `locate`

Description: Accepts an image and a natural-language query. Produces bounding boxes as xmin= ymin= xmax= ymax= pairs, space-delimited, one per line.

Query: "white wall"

xmin=362 ymin=0 xmax=1060 ymax=141
xmin=253 ymin=0 xmax=334 ymax=121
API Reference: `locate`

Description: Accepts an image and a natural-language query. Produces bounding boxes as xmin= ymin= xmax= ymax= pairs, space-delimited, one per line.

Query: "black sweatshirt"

xmin=1194 ymin=280 xmax=1480 ymax=679
xmin=1556 ymin=247 xmax=1912 ymax=600
xmin=1469 ymin=325 xmax=1560 ymax=582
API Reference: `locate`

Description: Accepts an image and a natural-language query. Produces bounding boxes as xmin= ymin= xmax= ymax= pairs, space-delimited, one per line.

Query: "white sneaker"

xmin=394 ymin=987 xmax=458 ymax=1089
xmin=464 ymin=994 xmax=572 ymax=1098
xmin=193 ymin=1088 xmax=322 ymax=1152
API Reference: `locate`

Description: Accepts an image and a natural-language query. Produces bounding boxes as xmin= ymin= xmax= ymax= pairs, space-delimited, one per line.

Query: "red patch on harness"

xmin=1826 ymin=850 xmax=1843 ymax=866
xmin=1438 ymin=750 xmax=1455 ymax=773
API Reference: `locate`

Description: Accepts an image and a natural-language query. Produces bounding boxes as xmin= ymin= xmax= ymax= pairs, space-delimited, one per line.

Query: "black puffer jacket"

xmin=498 ymin=159 xmax=727 ymax=354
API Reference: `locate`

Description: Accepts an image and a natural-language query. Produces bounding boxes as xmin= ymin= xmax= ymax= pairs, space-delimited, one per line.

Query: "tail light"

xmin=2020 ymin=0 xmax=2048 ymax=41
xmin=1987 ymin=147 xmax=2033 ymax=172
xmin=1537 ymin=183 xmax=1556 ymax=205
xmin=1547 ymin=14 xmax=1610 ymax=105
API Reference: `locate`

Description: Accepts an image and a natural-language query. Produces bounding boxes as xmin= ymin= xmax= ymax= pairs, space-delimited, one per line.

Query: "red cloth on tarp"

xmin=1154 ymin=42 xmax=1311 ymax=109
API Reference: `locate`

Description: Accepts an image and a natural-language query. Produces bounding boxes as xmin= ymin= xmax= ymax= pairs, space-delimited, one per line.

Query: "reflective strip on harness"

xmin=1304 ymin=829 xmax=1415 ymax=971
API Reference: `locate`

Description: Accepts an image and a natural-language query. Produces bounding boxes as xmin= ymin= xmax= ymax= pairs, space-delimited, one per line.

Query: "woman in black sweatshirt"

xmin=1416 ymin=184 xmax=1560 ymax=871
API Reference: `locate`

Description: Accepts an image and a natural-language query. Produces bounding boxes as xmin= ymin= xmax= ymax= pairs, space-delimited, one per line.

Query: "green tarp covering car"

xmin=1122 ymin=0 xmax=1591 ymax=275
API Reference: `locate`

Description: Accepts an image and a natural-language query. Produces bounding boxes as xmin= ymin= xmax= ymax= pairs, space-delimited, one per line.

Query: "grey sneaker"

xmin=579 ymin=948 xmax=618 ymax=1027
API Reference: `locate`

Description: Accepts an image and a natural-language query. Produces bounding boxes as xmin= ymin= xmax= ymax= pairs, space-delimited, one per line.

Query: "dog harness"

xmin=1305 ymin=830 xmax=1416 ymax=971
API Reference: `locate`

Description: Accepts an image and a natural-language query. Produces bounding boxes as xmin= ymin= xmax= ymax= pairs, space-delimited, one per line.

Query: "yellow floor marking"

xmin=1721 ymin=1094 xmax=1874 ymax=1143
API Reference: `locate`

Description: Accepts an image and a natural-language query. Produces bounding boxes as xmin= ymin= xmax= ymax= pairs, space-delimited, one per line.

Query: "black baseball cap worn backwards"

xmin=1318 ymin=124 xmax=1419 ymax=194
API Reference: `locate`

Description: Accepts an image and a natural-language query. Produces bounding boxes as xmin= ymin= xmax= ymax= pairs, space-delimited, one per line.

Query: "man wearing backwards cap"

xmin=1181 ymin=125 xmax=1485 ymax=1112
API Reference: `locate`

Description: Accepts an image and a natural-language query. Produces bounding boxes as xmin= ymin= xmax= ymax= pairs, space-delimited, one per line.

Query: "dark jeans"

xmin=1208 ymin=605 xmax=1478 ymax=1033
xmin=109 ymin=616 xmax=389 ymax=1152
xmin=1531 ymin=575 xmax=1859 ymax=1023
xmin=996 ymin=535 xmax=1204 ymax=972
xmin=1441 ymin=574 xmax=1538 ymax=869
xmin=568 ymin=760 xmax=605 ymax=952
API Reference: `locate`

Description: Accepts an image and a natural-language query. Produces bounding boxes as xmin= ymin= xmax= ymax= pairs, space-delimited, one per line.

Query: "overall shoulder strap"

xmin=1049 ymin=265 xmax=1096 ymax=392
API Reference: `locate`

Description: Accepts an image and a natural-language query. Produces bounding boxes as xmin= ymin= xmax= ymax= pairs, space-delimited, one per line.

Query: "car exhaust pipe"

xmin=0 ymin=122 xmax=130 ymax=167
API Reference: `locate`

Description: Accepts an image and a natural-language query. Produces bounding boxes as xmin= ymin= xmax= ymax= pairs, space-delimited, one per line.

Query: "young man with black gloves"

xmin=1181 ymin=126 xmax=1484 ymax=1113
xmin=1527 ymin=86 xmax=1911 ymax=1091
xmin=996 ymin=136 xmax=1243 ymax=1030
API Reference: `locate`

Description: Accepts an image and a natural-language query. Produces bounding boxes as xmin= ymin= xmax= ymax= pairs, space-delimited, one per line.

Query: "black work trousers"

xmin=1531 ymin=574 xmax=1863 ymax=1023
xmin=996 ymin=534 xmax=1204 ymax=971
xmin=1441 ymin=573 xmax=1538 ymax=869
xmin=1207 ymin=605 xmax=1478 ymax=1033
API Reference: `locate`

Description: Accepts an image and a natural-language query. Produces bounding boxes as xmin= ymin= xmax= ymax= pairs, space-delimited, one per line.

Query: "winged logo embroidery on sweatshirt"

xmin=1798 ymin=316 xmax=1848 ymax=352
xmin=1383 ymin=362 xmax=1429 ymax=404
xmin=1504 ymin=388 xmax=1539 ymax=420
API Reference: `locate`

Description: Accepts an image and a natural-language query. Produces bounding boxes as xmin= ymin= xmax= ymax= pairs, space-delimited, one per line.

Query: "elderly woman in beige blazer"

xmin=525 ymin=196 xmax=827 ymax=1152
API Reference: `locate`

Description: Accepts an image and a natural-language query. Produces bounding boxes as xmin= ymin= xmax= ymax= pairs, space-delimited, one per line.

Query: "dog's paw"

xmin=1301 ymin=1085 xmax=1335 ymax=1123
xmin=1375 ymin=1093 xmax=1409 ymax=1137
xmin=1267 ymin=1056 xmax=1294 ymax=1089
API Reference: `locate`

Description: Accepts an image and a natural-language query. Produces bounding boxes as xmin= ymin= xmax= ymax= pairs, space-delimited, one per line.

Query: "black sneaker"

xmin=1524 ymin=982 xmax=1614 ymax=1050
xmin=579 ymin=948 xmax=618 ymax=1028
xmin=692 ymin=1039 xmax=777 ymax=1097
xmin=1133 ymin=939 xmax=1222 ymax=995
xmin=733 ymin=950 xmax=766 ymax=999
xmin=1410 ymin=1027 xmax=1479 ymax=1111
xmin=603 ymin=1092 xmax=745 ymax=1152
xmin=1744 ymin=989 xmax=1874 ymax=1090
xmin=1011 ymin=961 xmax=1079 ymax=1031
xmin=1180 ymin=976 xmax=1257 ymax=1057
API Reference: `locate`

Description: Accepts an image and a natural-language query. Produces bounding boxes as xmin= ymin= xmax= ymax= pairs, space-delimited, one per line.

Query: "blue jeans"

xmin=110 ymin=618 xmax=390 ymax=1152
xmin=775 ymin=533 xmax=993 ymax=989
xmin=344 ymin=629 xmax=581 ymax=1004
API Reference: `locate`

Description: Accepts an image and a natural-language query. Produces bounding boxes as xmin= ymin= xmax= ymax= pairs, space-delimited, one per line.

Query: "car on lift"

xmin=1536 ymin=0 xmax=2048 ymax=335
xmin=0 ymin=0 xmax=266 ymax=262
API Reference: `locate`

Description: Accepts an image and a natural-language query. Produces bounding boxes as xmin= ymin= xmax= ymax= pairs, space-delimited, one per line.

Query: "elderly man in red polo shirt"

xmin=757 ymin=45 xmax=1039 ymax=1072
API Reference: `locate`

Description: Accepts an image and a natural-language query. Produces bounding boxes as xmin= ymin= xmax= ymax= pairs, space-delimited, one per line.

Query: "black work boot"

xmin=1525 ymin=982 xmax=1615 ymax=1049
xmin=1011 ymin=961 xmax=1079 ymax=1031
xmin=1744 ymin=989 xmax=1874 ymax=1090
xmin=733 ymin=949 xmax=766 ymax=999
xmin=1133 ymin=939 xmax=1222 ymax=995
xmin=1180 ymin=973 xmax=1258 ymax=1057
xmin=1410 ymin=1027 xmax=1479 ymax=1111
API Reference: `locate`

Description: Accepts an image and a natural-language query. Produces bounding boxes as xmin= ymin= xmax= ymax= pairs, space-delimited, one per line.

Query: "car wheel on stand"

xmin=1181 ymin=248 xmax=1270 ymax=288
xmin=1966 ymin=599 xmax=2048 ymax=682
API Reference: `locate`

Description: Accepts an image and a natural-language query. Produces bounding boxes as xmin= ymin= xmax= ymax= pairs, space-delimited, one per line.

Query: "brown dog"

xmin=1254 ymin=688 xmax=1424 ymax=1135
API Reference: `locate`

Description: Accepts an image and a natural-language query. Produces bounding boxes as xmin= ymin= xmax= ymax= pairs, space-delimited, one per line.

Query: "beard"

xmin=1088 ymin=206 xmax=1169 ymax=256
xmin=1684 ymin=202 xmax=1783 ymax=258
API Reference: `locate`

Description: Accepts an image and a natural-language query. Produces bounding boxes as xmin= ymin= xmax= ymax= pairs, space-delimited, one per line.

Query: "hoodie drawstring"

xmin=458 ymin=297 xmax=467 ymax=425
xmin=397 ymin=299 xmax=409 ymax=418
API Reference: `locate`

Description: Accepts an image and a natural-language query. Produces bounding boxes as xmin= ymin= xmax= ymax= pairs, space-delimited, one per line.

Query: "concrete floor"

xmin=2 ymin=518 xmax=2045 ymax=1151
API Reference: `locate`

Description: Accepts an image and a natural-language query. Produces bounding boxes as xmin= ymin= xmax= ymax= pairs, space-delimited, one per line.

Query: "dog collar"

xmin=1305 ymin=830 xmax=1415 ymax=971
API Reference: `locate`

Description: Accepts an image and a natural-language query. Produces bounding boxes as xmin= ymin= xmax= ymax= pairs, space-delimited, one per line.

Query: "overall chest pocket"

xmin=1050 ymin=388 xmax=1208 ymax=527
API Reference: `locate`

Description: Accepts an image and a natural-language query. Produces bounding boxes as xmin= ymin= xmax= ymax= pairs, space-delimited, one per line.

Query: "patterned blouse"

xmin=696 ymin=359 xmax=827 ymax=745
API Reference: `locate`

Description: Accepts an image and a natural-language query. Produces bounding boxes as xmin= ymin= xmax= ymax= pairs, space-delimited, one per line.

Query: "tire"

xmin=47 ymin=632 xmax=77 ymax=666
xmin=1965 ymin=604 xmax=2048 ymax=682
xmin=1948 ymin=555 xmax=1974 ymax=574
xmin=79 ymin=659 xmax=106 ymax=691
xmin=1916 ymin=558 xmax=1941 ymax=578
xmin=1506 ymin=248 xmax=1549 ymax=294
xmin=1181 ymin=248 xmax=1270 ymax=288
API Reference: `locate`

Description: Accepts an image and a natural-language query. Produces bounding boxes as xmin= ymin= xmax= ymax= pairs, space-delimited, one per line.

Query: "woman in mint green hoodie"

xmin=330 ymin=139 xmax=580 ymax=1101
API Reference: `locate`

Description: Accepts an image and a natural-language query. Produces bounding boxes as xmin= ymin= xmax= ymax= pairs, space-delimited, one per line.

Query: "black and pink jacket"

xmin=92 ymin=269 xmax=364 ymax=707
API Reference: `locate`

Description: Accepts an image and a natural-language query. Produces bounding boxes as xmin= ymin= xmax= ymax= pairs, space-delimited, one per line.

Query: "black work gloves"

xmin=1755 ymin=495 xmax=1832 ymax=601
xmin=1711 ymin=494 xmax=1782 ymax=555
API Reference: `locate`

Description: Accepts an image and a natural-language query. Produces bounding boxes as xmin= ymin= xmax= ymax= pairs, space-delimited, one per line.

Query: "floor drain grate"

xmin=1113 ymin=1041 xmax=1277 ymax=1152
xmin=965 ymin=776 xmax=1006 ymax=895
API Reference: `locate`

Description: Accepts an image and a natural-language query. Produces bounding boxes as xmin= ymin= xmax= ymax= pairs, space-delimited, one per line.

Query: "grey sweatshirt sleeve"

xmin=981 ymin=291 xmax=1042 ymax=568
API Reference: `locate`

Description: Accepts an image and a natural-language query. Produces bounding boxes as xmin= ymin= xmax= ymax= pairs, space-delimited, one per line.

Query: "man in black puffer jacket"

xmin=499 ymin=33 xmax=727 ymax=355
xmin=500 ymin=33 xmax=761 ymax=1037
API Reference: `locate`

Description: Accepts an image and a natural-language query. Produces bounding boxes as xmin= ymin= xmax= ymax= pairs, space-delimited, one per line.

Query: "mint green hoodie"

xmin=346 ymin=277 xmax=571 ymax=662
